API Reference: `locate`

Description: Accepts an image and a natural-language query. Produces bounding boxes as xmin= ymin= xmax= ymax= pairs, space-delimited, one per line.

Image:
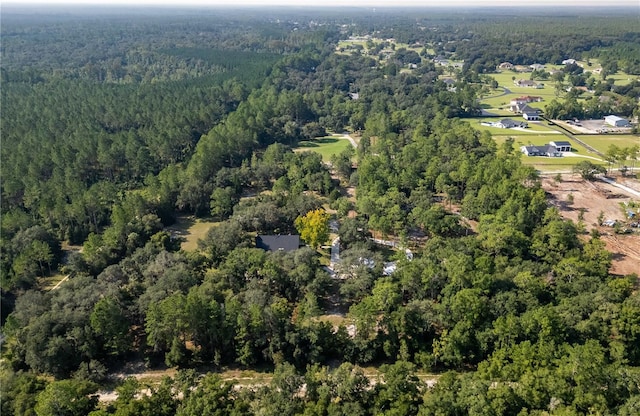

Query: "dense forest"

xmin=1 ymin=6 xmax=640 ymax=416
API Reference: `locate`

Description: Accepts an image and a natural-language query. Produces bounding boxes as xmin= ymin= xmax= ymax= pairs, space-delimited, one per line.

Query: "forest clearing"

xmin=541 ymin=174 xmax=640 ymax=275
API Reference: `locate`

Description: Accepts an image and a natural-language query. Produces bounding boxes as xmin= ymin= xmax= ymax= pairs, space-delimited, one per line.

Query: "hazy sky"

xmin=6 ymin=0 xmax=640 ymax=7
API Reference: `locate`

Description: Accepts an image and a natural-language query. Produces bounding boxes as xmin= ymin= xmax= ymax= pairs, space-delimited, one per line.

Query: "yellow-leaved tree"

xmin=295 ymin=209 xmax=330 ymax=249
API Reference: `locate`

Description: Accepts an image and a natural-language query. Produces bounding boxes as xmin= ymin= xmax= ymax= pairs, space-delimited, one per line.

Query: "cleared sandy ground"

xmin=541 ymin=174 xmax=640 ymax=276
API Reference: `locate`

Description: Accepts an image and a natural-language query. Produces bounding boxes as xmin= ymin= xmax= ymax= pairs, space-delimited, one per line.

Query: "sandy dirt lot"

xmin=541 ymin=174 xmax=640 ymax=276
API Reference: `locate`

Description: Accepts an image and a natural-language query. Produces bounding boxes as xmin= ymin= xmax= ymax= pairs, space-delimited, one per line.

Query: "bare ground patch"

xmin=541 ymin=174 xmax=640 ymax=276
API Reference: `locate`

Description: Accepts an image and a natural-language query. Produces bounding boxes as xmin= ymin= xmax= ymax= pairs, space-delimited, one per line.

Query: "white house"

xmin=562 ymin=59 xmax=577 ymax=65
xmin=604 ymin=115 xmax=631 ymax=127
xmin=522 ymin=106 xmax=541 ymax=121
xmin=550 ymin=141 xmax=572 ymax=152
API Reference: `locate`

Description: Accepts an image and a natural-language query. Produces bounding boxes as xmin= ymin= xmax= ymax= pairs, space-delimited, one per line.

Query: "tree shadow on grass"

xmin=297 ymin=138 xmax=340 ymax=148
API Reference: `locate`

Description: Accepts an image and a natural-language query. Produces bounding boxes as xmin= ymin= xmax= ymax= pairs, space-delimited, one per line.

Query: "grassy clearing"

xmin=576 ymin=135 xmax=640 ymax=154
xmin=608 ymin=72 xmax=640 ymax=86
xmin=295 ymin=136 xmax=352 ymax=162
xmin=317 ymin=314 xmax=351 ymax=328
xmin=39 ymin=272 xmax=68 ymax=291
xmin=166 ymin=216 xmax=219 ymax=252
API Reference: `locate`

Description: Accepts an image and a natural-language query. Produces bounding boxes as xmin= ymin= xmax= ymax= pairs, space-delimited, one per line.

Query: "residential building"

xmin=521 ymin=105 xmax=541 ymax=120
xmin=520 ymin=144 xmax=562 ymax=157
xmin=256 ymin=235 xmax=300 ymax=252
xmin=496 ymin=119 xmax=528 ymax=129
xmin=514 ymin=79 xmax=543 ymax=88
xmin=549 ymin=141 xmax=572 ymax=152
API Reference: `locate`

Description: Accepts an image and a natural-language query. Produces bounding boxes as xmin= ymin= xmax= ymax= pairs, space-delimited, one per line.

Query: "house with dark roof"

xmin=520 ymin=144 xmax=562 ymax=157
xmin=515 ymin=79 xmax=543 ymax=88
xmin=496 ymin=119 xmax=528 ymax=129
xmin=442 ymin=78 xmax=456 ymax=85
xmin=515 ymin=95 xmax=543 ymax=103
xmin=256 ymin=235 xmax=300 ymax=252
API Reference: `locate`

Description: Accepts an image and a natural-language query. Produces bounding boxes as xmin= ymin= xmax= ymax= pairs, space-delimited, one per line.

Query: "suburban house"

xmin=509 ymin=100 xmax=527 ymax=112
xmin=434 ymin=56 xmax=449 ymax=66
xmin=566 ymin=86 xmax=593 ymax=94
xmin=256 ymin=235 xmax=300 ymax=252
xmin=522 ymin=106 xmax=541 ymax=121
xmin=562 ymin=58 xmax=577 ymax=65
xmin=514 ymin=65 xmax=532 ymax=73
xmin=509 ymin=101 xmax=542 ymax=115
xmin=515 ymin=95 xmax=543 ymax=103
xmin=514 ymin=79 xmax=543 ymax=88
xmin=604 ymin=115 xmax=631 ymax=127
xmin=498 ymin=62 xmax=514 ymax=70
xmin=520 ymin=144 xmax=562 ymax=157
xmin=549 ymin=140 xmax=572 ymax=152
xmin=495 ymin=118 xmax=528 ymax=129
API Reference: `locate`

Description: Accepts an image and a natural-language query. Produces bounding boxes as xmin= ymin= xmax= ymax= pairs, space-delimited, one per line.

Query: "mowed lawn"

xmin=295 ymin=136 xmax=353 ymax=162
xmin=166 ymin=216 xmax=219 ymax=251
xmin=492 ymin=134 xmax=607 ymax=172
xmin=576 ymin=135 xmax=640 ymax=154
xmin=482 ymin=68 xmax=638 ymax=112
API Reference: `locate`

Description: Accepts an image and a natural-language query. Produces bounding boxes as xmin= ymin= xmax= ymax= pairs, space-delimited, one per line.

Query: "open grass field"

xmin=165 ymin=216 xmax=219 ymax=251
xmin=295 ymin=136 xmax=352 ymax=162
xmin=608 ymin=72 xmax=640 ymax=86
xmin=577 ymin=135 xmax=640 ymax=154
xmin=492 ymin=135 xmax=567 ymax=146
